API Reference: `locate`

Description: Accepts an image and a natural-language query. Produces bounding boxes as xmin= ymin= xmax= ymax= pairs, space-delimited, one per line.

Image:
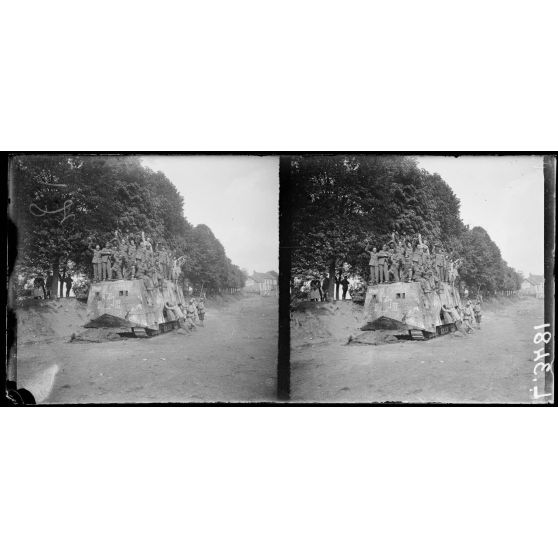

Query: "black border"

xmin=1 ymin=151 xmax=555 ymax=407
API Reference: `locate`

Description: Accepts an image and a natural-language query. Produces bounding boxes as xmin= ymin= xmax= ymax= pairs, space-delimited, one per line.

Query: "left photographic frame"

xmin=6 ymin=154 xmax=279 ymax=405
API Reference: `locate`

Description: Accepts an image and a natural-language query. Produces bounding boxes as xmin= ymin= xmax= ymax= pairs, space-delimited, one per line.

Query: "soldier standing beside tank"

xmin=473 ymin=298 xmax=482 ymax=329
xmin=365 ymin=243 xmax=379 ymax=284
xmin=186 ymin=298 xmax=198 ymax=330
xmin=196 ymin=297 xmax=206 ymax=326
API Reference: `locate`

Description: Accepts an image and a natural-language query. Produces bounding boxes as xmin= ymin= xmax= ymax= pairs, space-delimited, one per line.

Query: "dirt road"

xmin=15 ymin=294 xmax=277 ymax=403
xmin=291 ymin=297 xmax=548 ymax=403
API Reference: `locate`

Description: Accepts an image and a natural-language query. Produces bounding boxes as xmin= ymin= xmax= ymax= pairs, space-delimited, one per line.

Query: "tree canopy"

xmin=10 ymin=155 xmax=246 ymax=294
xmin=288 ymin=155 xmax=521 ymax=296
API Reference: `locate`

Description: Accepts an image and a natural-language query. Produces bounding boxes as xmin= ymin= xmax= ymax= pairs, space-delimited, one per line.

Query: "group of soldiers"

xmin=366 ymin=233 xmax=462 ymax=294
xmin=166 ymin=297 xmax=206 ymax=330
xmin=90 ymin=230 xmax=183 ymax=287
xmin=442 ymin=299 xmax=482 ymax=334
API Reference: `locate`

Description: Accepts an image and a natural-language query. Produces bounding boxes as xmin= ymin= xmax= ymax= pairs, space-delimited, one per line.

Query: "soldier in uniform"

xmin=444 ymin=248 xmax=451 ymax=282
xmin=377 ymin=244 xmax=389 ymax=283
xmin=434 ymin=246 xmax=444 ymax=282
xmin=473 ymin=298 xmax=482 ymax=329
xmin=90 ymin=244 xmax=102 ymax=282
xmin=462 ymin=302 xmax=475 ymax=333
xmin=402 ymin=241 xmax=413 ymax=282
xmin=387 ymin=244 xmax=399 ymax=282
xmin=127 ymin=239 xmax=137 ymax=279
xmin=411 ymin=240 xmax=423 ymax=282
xmin=196 ymin=297 xmax=206 ymax=326
xmin=185 ymin=298 xmax=198 ymax=330
xmin=158 ymin=244 xmax=168 ymax=280
xmin=135 ymin=241 xmax=146 ymax=279
xmin=365 ymin=243 xmax=379 ymax=284
xmin=100 ymin=241 xmax=113 ymax=281
xmin=396 ymin=241 xmax=406 ymax=281
xmin=112 ymin=241 xmax=124 ymax=280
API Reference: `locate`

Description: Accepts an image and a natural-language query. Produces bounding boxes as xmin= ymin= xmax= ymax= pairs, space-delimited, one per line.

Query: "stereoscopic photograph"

xmin=7 ymin=155 xmax=279 ymax=404
xmin=287 ymin=155 xmax=553 ymax=404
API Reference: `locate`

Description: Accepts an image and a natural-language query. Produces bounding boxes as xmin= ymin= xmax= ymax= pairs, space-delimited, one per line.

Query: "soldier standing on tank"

xmin=442 ymin=248 xmax=449 ymax=283
xmin=100 ymin=241 xmax=113 ymax=281
xmin=433 ymin=246 xmax=444 ymax=281
xmin=158 ymin=244 xmax=168 ymax=280
xmin=396 ymin=241 xmax=406 ymax=281
xmin=365 ymin=243 xmax=379 ymax=284
xmin=462 ymin=302 xmax=475 ymax=333
xmin=135 ymin=240 xmax=145 ymax=280
xmin=387 ymin=244 xmax=399 ymax=282
xmin=402 ymin=241 xmax=413 ymax=282
xmin=111 ymin=236 xmax=124 ymax=280
xmin=411 ymin=241 xmax=422 ymax=282
xmin=127 ymin=238 xmax=137 ymax=279
xmin=119 ymin=235 xmax=130 ymax=279
xmin=377 ymin=244 xmax=389 ymax=283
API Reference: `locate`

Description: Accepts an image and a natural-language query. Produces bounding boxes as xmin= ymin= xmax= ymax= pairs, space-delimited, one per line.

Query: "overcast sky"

xmin=141 ymin=156 xmax=278 ymax=273
xmin=415 ymin=155 xmax=544 ymax=277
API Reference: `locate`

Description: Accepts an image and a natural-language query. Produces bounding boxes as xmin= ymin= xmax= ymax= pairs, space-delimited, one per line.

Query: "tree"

xmin=11 ymin=155 xmax=244 ymax=297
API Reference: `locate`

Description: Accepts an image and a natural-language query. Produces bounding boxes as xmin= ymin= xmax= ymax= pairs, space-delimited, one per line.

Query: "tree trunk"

xmin=328 ymin=258 xmax=336 ymax=300
xmin=60 ymin=268 xmax=67 ymax=298
xmin=51 ymin=256 xmax=60 ymax=299
xmin=335 ymin=270 xmax=342 ymax=301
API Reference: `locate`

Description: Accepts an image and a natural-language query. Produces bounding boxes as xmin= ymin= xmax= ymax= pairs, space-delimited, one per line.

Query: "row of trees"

xmin=10 ymin=155 xmax=246 ymax=297
xmin=288 ymin=155 xmax=522 ymax=298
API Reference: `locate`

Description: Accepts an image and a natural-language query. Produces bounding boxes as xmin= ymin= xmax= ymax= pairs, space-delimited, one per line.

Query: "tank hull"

xmin=85 ymin=279 xmax=187 ymax=330
xmin=362 ymin=281 xmax=462 ymax=334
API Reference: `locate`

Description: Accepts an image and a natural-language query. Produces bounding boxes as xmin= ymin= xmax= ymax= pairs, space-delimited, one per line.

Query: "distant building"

xmin=244 ymin=271 xmax=278 ymax=296
xmin=520 ymin=274 xmax=544 ymax=298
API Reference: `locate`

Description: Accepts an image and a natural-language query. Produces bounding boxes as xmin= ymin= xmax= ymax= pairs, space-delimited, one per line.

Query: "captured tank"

xmin=361 ymin=280 xmax=462 ymax=339
xmin=84 ymin=278 xmax=187 ymax=336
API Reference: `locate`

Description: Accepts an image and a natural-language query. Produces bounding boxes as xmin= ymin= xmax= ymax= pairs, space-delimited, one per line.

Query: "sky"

xmin=415 ymin=156 xmax=545 ymax=277
xmin=141 ymin=156 xmax=279 ymax=273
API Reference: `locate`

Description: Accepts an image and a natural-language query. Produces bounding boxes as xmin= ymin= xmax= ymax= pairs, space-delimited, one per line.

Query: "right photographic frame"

xmin=281 ymin=154 xmax=555 ymax=404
